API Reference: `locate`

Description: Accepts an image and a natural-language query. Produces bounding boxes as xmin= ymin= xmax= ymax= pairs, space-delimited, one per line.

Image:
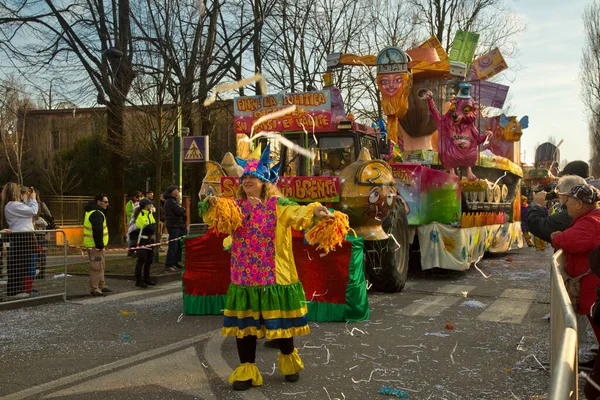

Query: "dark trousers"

xmin=165 ymin=227 xmax=182 ymax=268
xmin=236 ymin=336 xmax=295 ymax=364
xmin=6 ymin=233 xmax=34 ymax=296
xmin=135 ymin=247 xmax=154 ymax=281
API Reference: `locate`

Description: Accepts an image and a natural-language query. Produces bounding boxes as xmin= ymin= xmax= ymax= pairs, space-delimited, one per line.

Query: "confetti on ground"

xmin=378 ymin=385 xmax=409 ymax=398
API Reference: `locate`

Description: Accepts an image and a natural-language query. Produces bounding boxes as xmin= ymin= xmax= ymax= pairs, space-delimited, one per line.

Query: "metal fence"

xmin=0 ymin=230 xmax=68 ymax=304
xmin=549 ymin=249 xmax=578 ymax=400
xmin=45 ymin=196 xmax=94 ymax=226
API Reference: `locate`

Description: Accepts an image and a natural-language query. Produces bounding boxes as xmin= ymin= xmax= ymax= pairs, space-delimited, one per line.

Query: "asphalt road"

xmin=0 ymin=246 xmax=582 ymax=400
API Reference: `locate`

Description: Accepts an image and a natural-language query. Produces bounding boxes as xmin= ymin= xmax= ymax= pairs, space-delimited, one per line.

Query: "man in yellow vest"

xmin=84 ymin=193 xmax=111 ymax=296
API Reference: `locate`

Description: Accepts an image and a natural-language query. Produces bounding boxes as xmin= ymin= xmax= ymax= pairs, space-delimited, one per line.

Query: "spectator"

xmin=126 ymin=191 xmax=143 ymax=224
xmin=126 ymin=191 xmax=143 ymax=257
xmin=551 ymin=184 xmax=600 ymax=379
xmin=528 ymin=174 xmax=586 ymax=243
xmin=520 ymin=195 xmax=533 ymax=247
xmin=559 ymin=160 xmax=590 ymax=179
xmin=34 ymin=191 xmax=54 ymax=280
xmin=586 ymin=245 xmax=600 ymax=398
xmin=128 ymin=198 xmax=157 ymax=288
xmin=1 ymin=183 xmax=38 ymax=299
xmin=83 ymin=193 xmax=112 ymax=296
xmin=163 ymin=185 xmax=186 ymax=272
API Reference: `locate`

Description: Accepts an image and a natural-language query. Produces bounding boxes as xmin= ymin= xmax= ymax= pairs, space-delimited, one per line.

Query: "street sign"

xmin=182 ymin=136 xmax=209 ymax=163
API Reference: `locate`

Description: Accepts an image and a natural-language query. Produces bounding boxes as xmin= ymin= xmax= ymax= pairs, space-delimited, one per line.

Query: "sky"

xmin=507 ymin=0 xmax=591 ymax=166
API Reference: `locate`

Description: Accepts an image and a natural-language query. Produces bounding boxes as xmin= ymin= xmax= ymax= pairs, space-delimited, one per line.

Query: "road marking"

xmin=44 ymin=347 xmax=216 ymax=399
xmin=205 ymin=333 xmax=269 ymax=400
xmin=69 ymin=281 xmax=181 ymax=304
xmin=2 ymin=329 xmax=220 ymax=400
xmin=499 ymin=288 xmax=536 ymax=300
xmin=477 ymin=291 xmax=533 ymax=323
xmin=435 ymin=284 xmax=476 ymax=295
xmin=127 ymin=292 xmax=181 ymax=306
xmin=397 ymin=296 xmax=460 ymax=317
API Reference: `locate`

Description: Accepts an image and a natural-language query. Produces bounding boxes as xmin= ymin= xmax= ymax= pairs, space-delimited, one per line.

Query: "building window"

xmin=50 ymin=130 xmax=60 ymax=151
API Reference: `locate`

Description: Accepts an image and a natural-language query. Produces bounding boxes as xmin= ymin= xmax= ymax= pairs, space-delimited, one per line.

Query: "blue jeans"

xmin=165 ymin=227 xmax=182 ymax=268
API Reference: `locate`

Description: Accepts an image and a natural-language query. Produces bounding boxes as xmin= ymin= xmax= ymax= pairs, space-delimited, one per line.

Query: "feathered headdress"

xmin=236 ymin=143 xmax=281 ymax=183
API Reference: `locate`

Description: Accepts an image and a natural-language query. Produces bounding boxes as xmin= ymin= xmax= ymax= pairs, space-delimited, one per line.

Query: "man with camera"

xmin=528 ymin=174 xmax=586 ymax=243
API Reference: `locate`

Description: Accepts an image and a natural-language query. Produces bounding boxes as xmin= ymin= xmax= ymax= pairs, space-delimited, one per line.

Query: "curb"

xmin=67 ymin=271 xmax=182 ymax=283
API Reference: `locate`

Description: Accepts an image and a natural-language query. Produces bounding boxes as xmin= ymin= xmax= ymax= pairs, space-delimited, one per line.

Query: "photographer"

xmin=1 ymin=183 xmax=38 ymax=299
xmin=528 ymin=175 xmax=585 ymax=243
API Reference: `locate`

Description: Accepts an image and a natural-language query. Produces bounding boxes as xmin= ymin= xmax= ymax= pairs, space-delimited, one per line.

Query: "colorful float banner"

xmin=448 ymin=30 xmax=480 ymax=67
xmin=471 ymin=48 xmax=508 ymax=81
xmin=220 ymin=176 xmax=340 ymax=203
xmin=233 ymin=91 xmax=334 ymax=134
xmin=417 ymin=221 xmax=524 ymax=271
xmin=470 ymin=80 xmax=509 ymax=109
xmin=390 ymin=163 xmax=461 ymax=226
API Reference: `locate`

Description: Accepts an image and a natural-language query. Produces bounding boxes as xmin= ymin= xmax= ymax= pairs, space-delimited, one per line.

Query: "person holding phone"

xmin=1 ymin=183 xmax=38 ymax=299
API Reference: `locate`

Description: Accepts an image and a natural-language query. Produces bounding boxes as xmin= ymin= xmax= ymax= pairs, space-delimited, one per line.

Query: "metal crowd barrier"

xmin=549 ymin=249 xmax=578 ymax=400
xmin=0 ymin=229 xmax=68 ymax=305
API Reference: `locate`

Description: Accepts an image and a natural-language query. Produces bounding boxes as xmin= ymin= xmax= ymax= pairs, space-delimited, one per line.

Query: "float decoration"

xmin=376 ymin=47 xmax=413 ymax=145
xmin=424 ymin=82 xmax=492 ymax=180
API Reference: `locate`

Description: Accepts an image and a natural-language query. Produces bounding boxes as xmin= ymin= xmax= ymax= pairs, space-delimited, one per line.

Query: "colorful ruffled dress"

xmin=200 ymin=196 xmax=323 ymax=385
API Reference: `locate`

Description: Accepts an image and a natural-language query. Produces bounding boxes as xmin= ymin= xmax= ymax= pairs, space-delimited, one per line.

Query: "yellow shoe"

xmin=278 ymin=348 xmax=304 ymax=376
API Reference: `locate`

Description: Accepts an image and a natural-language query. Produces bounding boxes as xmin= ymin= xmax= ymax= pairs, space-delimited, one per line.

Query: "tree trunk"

xmin=105 ymin=101 xmax=126 ymax=245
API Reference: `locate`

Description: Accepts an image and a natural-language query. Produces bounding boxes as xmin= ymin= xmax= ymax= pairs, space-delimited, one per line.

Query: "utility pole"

xmin=173 ymin=105 xmax=182 ymax=194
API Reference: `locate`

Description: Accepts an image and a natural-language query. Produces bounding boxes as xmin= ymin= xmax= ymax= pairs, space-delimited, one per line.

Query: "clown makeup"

xmin=241 ymin=175 xmax=264 ymax=200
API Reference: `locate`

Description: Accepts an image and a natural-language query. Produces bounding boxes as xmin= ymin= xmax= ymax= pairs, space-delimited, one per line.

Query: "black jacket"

xmin=163 ymin=191 xmax=186 ymax=229
xmin=85 ymin=201 xmax=107 ymax=249
xmin=527 ymin=204 xmax=571 ymax=243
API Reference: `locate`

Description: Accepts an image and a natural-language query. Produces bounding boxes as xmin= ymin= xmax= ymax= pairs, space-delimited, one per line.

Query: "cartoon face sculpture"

xmin=500 ymin=115 xmax=529 ymax=141
xmin=338 ymin=159 xmax=397 ymax=240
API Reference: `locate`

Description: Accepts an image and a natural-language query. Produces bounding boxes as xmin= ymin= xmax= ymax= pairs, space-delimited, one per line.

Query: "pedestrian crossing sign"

xmin=183 ymin=136 xmax=209 ymax=163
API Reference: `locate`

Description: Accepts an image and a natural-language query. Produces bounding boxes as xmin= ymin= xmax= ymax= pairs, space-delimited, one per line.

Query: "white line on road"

xmin=2 ymin=329 xmax=220 ymax=400
xmin=127 ymin=292 xmax=182 ymax=306
xmin=397 ymin=296 xmax=460 ymax=317
xmin=68 ymin=281 xmax=181 ymax=305
xmin=435 ymin=284 xmax=476 ymax=295
xmin=477 ymin=289 xmax=534 ymax=323
xmin=499 ymin=288 xmax=536 ymax=300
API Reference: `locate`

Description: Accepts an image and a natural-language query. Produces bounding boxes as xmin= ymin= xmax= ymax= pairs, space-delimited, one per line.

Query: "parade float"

xmin=182 ymin=31 xmax=526 ymax=322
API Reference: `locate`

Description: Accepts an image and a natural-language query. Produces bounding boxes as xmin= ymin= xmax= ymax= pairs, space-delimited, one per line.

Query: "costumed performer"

xmin=198 ymin=144 xmax=344 ymax=392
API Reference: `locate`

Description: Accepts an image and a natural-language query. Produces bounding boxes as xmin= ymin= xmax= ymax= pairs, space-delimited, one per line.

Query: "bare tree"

xmin=0 ymin=0 xmax=136 ymax=244
xmin=42 ymin=155 xmax=82 ymax=196
xmin=0 ymin=77 xmax=35 ymax=184
xmin=581 ymin=1 xmax=600 ymax=177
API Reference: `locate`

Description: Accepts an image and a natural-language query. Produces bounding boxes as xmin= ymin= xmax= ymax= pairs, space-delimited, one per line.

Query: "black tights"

xmin=236 ymin=336 xmax=294 ymax=364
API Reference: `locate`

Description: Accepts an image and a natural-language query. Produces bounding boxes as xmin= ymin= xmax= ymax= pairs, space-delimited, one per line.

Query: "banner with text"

xmin=221 ymin=176 xmax=340 ymax=203
xmin=233 ymin=91 xmax=334 ymax=134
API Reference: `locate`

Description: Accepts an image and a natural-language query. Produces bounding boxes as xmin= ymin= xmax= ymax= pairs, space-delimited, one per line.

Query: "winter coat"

xmin=84 ymin=201 xmax=107 ymax=249
xmin=163 ymin=191 xmax=186 ymax=230
xmin=4 ymin=199 xmax=38 ymax=231
xmin=552 ymin=207 xmax=600 ymax=315
xmin=527 ymin=204 xmax=571 ymax=243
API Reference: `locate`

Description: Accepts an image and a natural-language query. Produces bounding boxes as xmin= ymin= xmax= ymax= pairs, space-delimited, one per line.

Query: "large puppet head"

xmin=445 ymin=83 xmax=479 ymax=125
xmin=500 ymin=114 xmax=529 ymax=141
xmin=236 ymin=144 xmax=281 ymax=184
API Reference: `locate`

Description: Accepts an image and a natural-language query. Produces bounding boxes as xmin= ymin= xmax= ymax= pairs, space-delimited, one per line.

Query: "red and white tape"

xmin=70 ymin=235 xmax=187 ymax=252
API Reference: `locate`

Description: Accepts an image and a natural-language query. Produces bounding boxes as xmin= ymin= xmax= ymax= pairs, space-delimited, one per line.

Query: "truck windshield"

xmin=262 ymin=134 xmax=356 ymax=177
xmin=310 ymin=135 xmax=355 ymax=176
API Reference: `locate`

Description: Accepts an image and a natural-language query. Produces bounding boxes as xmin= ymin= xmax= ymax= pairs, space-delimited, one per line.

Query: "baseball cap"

xmin=559 ymin=184 xmax=600 ymax=204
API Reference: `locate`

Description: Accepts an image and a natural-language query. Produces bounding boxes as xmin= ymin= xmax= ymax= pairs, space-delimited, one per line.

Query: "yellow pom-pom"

xmin=305 ymin=211 xmax=350 ymax=253
xmin=204 ymin=197 xmax=243 ymax=235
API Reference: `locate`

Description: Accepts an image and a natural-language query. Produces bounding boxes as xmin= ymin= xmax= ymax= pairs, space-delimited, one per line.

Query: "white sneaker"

xmin=11 ymin=292 xmax=29 ymax=299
